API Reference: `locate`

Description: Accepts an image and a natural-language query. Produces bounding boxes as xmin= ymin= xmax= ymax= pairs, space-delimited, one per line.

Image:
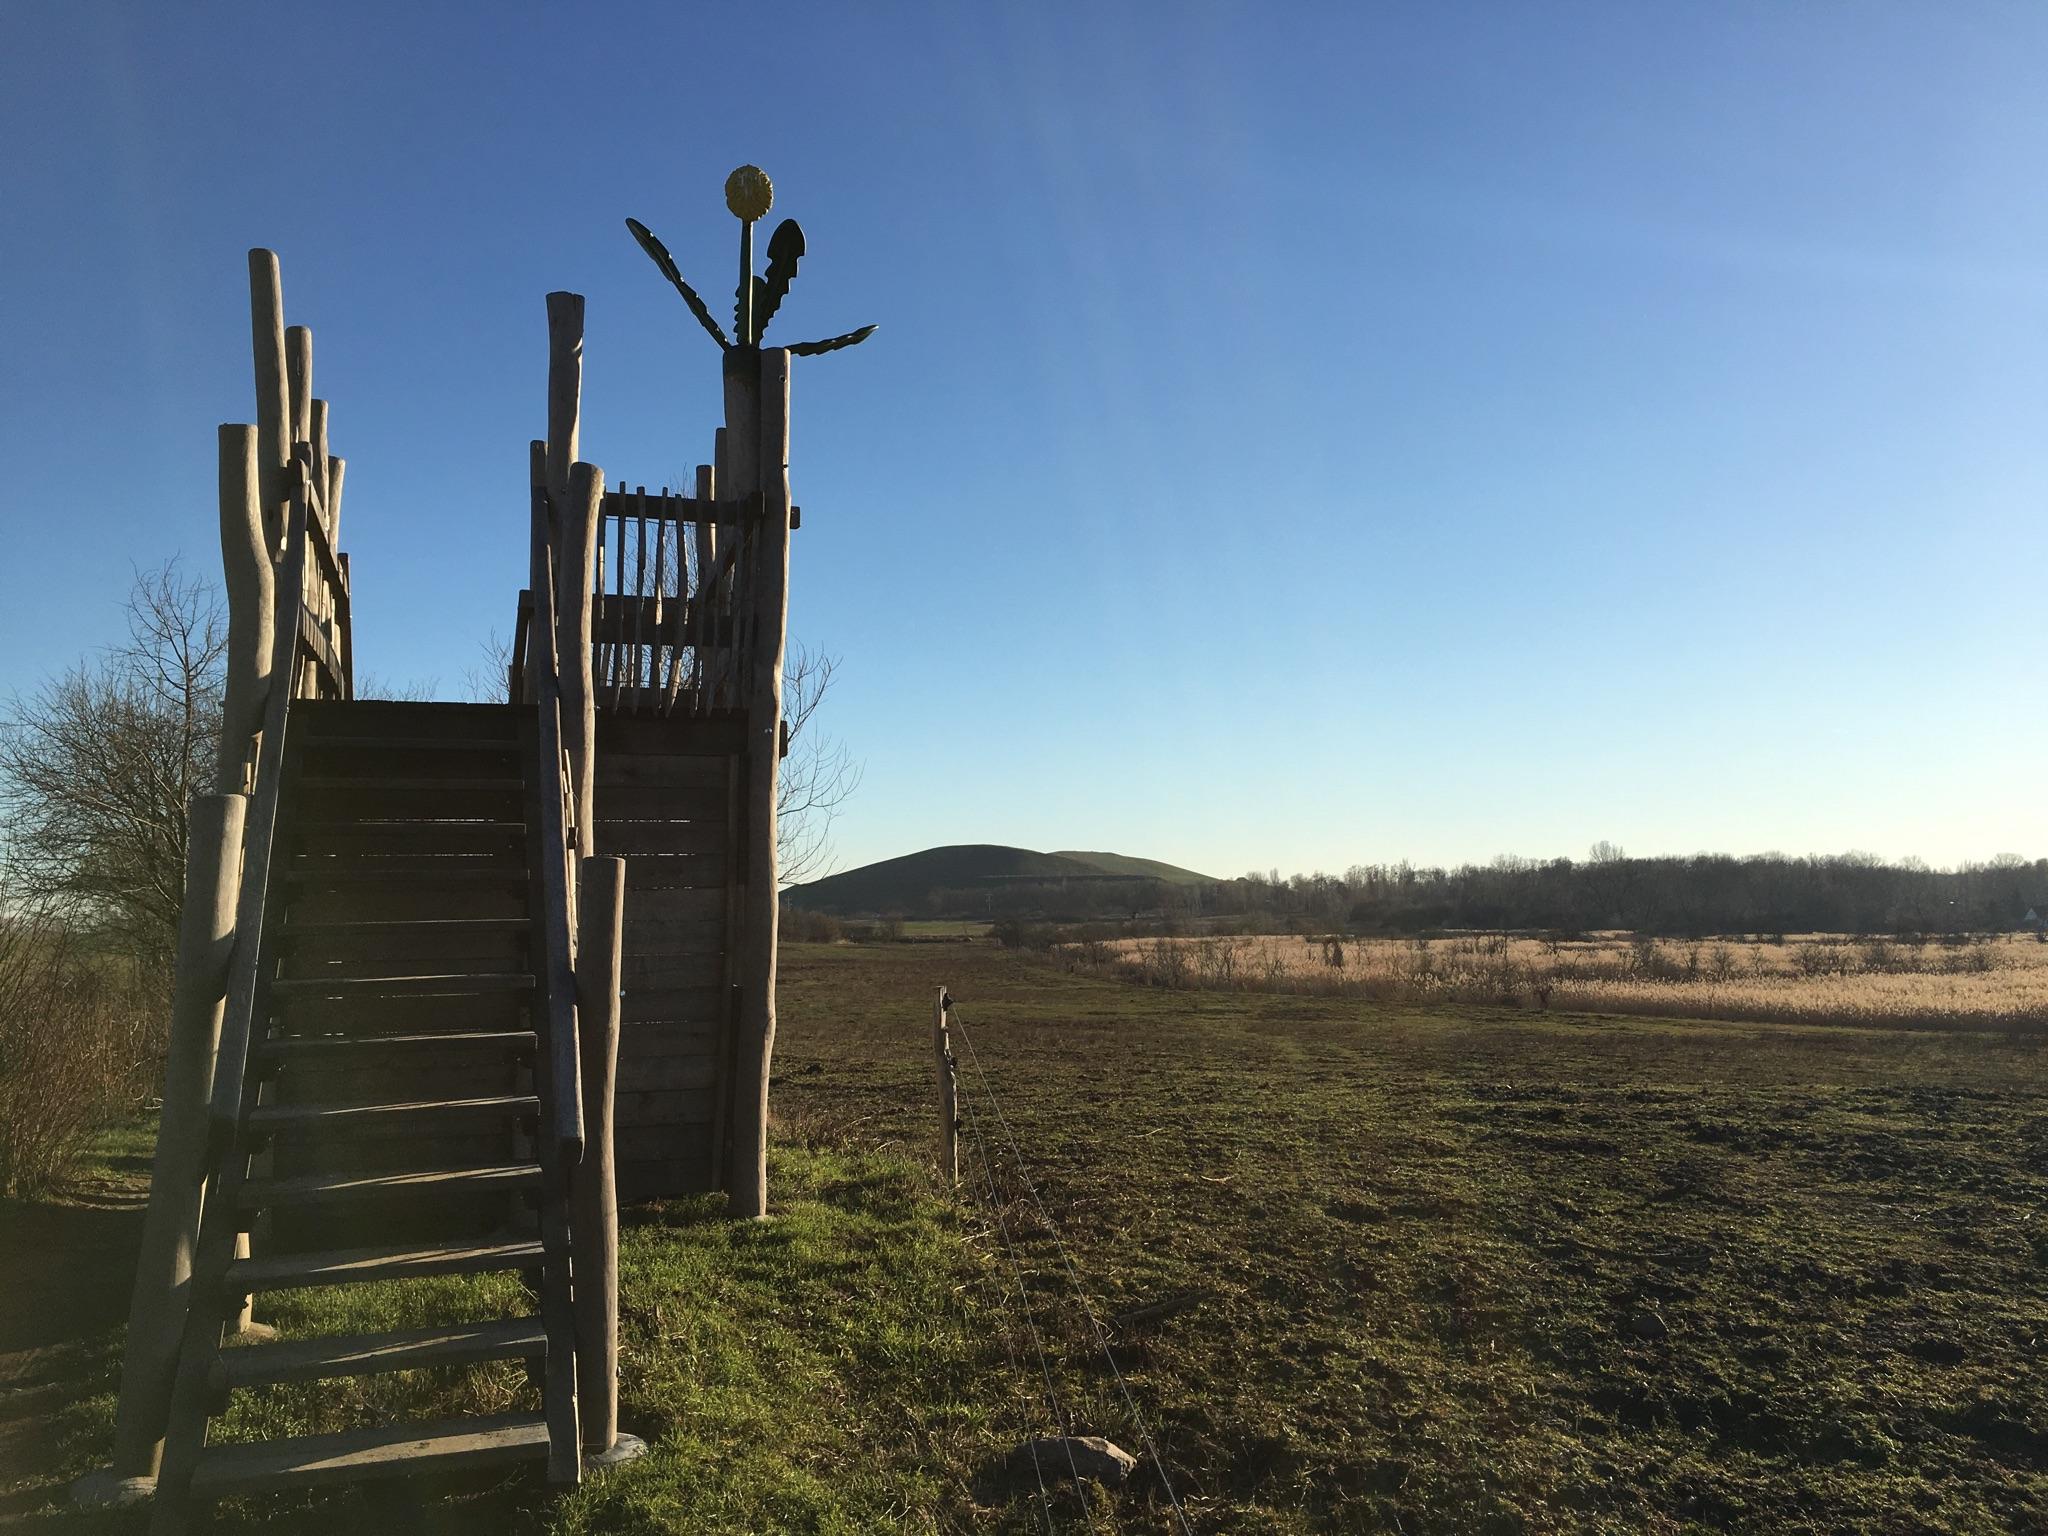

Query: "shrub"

xmin=779 ymin=906 xmax=845 ymax=944
xmin=0 ymin=911 xmax=161 ymax=1199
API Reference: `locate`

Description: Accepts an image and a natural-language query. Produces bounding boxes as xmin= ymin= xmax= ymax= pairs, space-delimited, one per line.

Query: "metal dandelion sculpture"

xmin=627 ymin=165 xmax=877 ymax=356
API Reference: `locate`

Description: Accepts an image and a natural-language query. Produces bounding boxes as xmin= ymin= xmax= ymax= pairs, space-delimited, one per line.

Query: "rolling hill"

xmin=784 ymin=844 xmax=1216 ymax=916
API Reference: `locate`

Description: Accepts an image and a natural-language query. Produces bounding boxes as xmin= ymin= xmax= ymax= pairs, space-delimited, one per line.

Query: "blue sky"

xmin=3 ymin=2 xmax=2043 ymax=878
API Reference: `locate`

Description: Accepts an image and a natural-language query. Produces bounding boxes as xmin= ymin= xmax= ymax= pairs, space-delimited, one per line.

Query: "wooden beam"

xmin=107 ymin=793 xmax=247 ymax=1479
xmin=561 ymin=465 xmax=601 ymax=854
xmin=285 ymin=326 xmax=313 ymax=452
xmin=248 ymin=250 xmax=290 ymax=551
xmin=597 ymin=489 xmax=798 ymax=529
xmin=728 ymin=347 xmax=792 ymax=1220
xmin=545 ymin=292 xmax=583 ymax=509
xmin=215 ymin=424 xmax=271 ymax=792
xmin=572 ymin=857 xmax=624 ymax=1453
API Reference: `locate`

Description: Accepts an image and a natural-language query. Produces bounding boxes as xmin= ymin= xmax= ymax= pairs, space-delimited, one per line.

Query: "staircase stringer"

xmin=521 ymin=678 xmax=585 ymax=1484
xmin=149 ymin=721 xmax=309 ymax=1536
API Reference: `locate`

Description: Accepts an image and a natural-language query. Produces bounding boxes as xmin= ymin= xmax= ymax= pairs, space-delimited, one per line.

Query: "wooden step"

xmin=187 ymin=1412 xmax=550 ymax=1497
xmin=215 ymin=1317 xmax=546 ymax=1390
xmin=291 ymin=700 xmax=520 ymax=741
xmin=299 ymin=831 xmax=536 ymax=868
xmin=283 ymin=866 xmax=531 ymax=888
xmin=301 ymin=776 xmax=524 ymax=793
xmin=229 ymin=1236 xmax=544 ymax=1292
xmin=280 ymin=918 xmax=533 ymax=941
xmin=256 ymin=1030 xmax=537 ymax=1067
xmin=240 ymin=1163 xmax=541 ymax=1210
xmin=295 ymin=819 xmax=526 ymax=841
xmin=299 ymin=735 xmax=520 ymax=754
xmin=248 ymin=1094 xmax=539 ymax=1135
xmin=289 ymin=786 xmax=529 ymax=827
xmin=276 ymin=919 xmax=531 ymax=972
xmin=263 ymin=995 xmax=535 ymax=1039
xmin=271 ymin=973 xmax=534 ymax=998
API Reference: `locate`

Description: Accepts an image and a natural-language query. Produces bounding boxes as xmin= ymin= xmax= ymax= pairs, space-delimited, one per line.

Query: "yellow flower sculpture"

xmin=724 ymin=165 xmax=774 ymax=223
xmin=628 ymin=167 xmax=874 ymax=355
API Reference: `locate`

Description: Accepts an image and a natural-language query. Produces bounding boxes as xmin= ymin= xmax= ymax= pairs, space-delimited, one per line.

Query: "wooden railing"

xmin=107 ymin=244 xmax=362 ymax=1489
xmin=526 ymin=444 xmax=587 ymax=1164
xmin=516 ymin=482 xmax=787 ymax=716
xmin=207 ymin=445 xmax=328 ymax=1142
xmin=299 ymin=504 xmax=351 ymax=701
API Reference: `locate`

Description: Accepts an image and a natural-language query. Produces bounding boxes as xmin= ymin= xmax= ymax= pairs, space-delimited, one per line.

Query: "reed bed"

xmin=1077 ymin=930 xmax=2048 ymax=1030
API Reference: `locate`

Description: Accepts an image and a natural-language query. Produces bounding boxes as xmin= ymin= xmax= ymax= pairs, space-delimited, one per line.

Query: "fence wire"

xmin=957 ymin=1077 xmax=1093 ymax=1532
xmin=950 ymin=1003 xmax=1197 ymax=1536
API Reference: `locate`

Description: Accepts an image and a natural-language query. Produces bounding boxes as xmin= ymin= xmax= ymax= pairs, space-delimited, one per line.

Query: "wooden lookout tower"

xmin=87 ymin=167 xmax=872 ymax=1527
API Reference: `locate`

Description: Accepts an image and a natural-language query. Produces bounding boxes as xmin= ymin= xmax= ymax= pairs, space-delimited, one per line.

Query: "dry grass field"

xmin=1087 ymin=931 xmax=2048 ymax=1031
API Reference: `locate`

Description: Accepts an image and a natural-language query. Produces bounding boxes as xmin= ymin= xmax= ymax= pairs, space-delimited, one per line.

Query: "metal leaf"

xmin=625 ymin=217 xmax=730 ymax=350
xmin=787 ymin=324 xmax=877 ymax=357
xmin=756 ymin=219 xmax=805 ymax=338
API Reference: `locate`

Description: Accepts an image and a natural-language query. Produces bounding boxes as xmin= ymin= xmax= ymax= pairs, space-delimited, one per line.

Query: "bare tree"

xmin=778 ymin=644 xmax=860 ymax=887
xmin=0 ymin=564 xmax=225 ymax=962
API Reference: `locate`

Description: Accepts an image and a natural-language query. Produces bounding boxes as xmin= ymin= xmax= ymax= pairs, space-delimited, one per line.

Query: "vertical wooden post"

xmin=285 ymin=326 xmax=312 ymax=451
xmin=691 ymin=462 xmax=716 ymax=704
xmin=933 ymin=988 xmax=959 ymax=1187
xmin=710 ymin=427 xmax=733 ymax=706
xmin=214 ymin=426 xmax=271 ymax=794
xmin=308 ymin=401 xmax=330 ymax=527
xmin=247 ymin=250 xmax=290 ymax=553
xmin=728 ymin=348 xmax=791 ymax=1219
xmin=573 ymin=857 xmax=625 ymax=1454
xmin=104 ymin=793 xmax=247 ymax=1484
xmin=326 ymin=454 xmax=347 ymax=546
xmin=561 ymin=464 xmax=602 ymax=855
xmin=545 ymin=292 xmax=584 ymax=514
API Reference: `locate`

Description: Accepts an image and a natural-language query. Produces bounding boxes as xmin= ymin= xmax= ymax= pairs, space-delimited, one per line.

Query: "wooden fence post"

xmin=933 ymin=988 xmax=959 ymax=1186
xmin=727 ymin=347 xmax=791 ymax=1219
xmin=96 ymin=793 xmax=247 ymax=1491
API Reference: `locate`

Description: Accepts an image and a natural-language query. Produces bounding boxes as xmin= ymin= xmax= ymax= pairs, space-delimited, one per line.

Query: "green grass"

xmin=1049 ymin=851 xmax=1216 ymax=884
xmin=6 ymin=942 xmax=2044 ymax=1532
xmin=7 ymin=1142 xmax=1023 ymax=1534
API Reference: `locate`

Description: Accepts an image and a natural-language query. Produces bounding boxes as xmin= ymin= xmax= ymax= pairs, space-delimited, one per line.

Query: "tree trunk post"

xmin=727 ymin=347 xmax=790 ymax=1219
xmin=215 ymin=425 xmax=272 ymax=794
xmin=545 ymin=292 xmax=584 ymax=517
xmin=247 ymin=250 xmax=290 ymax=554
xmin=103 ymin=792 xmax=247 ymax=1485
xmin=572 ymin=856 xmax=627 ymax=1455
xmin=285 ymin=325 xmax=313 ymax=452
xmin=933 ymin=988 xmax=959 ymax=1187
xmin=559 ymin=464 xmax=600 ymax=856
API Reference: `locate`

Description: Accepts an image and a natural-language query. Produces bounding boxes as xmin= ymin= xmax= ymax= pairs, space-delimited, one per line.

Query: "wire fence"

xmin=946 ymin=996 xmax=1196 ymax=1536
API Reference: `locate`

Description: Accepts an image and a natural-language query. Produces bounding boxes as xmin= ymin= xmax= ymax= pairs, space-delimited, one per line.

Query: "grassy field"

xmin=898 ymin=920 xmax=995 ymax=939
xmin=3 ymin=940 xmax=2044 ymax=1532
xmin=774 ymin=940 xmax=2048 ymax=1533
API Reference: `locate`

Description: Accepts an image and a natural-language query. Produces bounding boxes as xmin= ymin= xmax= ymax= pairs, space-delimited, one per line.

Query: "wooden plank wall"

xmin=593 ymin=712 xmax=744 ymax=1203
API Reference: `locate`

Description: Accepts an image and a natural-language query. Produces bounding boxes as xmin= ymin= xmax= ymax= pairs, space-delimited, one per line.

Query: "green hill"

xmin=784 ymin=844 xmax=1215 ymax=916
xmin=1052 ymin=850 xmax=1216 ymax=884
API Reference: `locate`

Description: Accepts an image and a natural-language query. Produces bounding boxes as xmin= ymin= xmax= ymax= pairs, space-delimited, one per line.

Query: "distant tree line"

xmin=887 ymin=848 xmax=2048 ymax=938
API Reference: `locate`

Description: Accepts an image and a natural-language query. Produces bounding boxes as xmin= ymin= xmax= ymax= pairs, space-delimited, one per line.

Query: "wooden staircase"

xmin=149 ymin=701 xmax=583 ymax=1529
